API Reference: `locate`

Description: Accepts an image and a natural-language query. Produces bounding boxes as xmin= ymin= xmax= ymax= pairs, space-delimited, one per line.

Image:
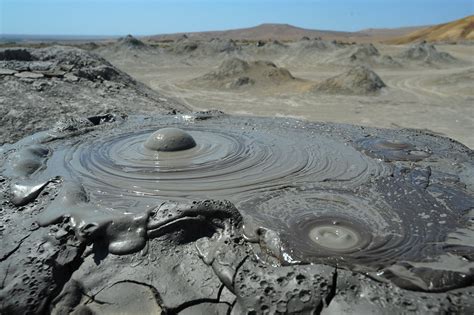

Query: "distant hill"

xmin=389 ymin=15 xmax=474 ymax=44
xmin=148 ymin=24 xmax=353 ymax=41
xmin=147 ymin=23 xmax=426 ymax=43
xmin=357 ymin=26 xmax=430 ymax=41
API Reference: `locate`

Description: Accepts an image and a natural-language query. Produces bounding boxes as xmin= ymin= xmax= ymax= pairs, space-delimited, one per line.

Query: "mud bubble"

xmin=144 ymin=127 xmax=196 ymax=151
xmin=307 ymin=219 xmax=368 ymax=252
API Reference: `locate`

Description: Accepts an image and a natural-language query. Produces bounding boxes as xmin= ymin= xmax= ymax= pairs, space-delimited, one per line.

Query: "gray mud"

xmin=329 ymin=43 xmax=401 ymax=67
xmin=312 ymin=66 xmax=386 ymax=95
xmin=397 ymin=41 xmax=460 ymax=65
xmin=1 ymin=112 xmax=473 ymax=314
xmin=190 ymin=57 xmax=298 ymax=89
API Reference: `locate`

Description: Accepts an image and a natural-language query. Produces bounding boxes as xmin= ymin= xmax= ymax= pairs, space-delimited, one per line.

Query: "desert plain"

xmin=100 ymin=37 xmax=474 ymax=149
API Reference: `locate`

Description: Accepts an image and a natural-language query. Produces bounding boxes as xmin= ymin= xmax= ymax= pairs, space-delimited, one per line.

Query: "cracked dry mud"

xmin=1 ymin=112 xmax=473 ymax=314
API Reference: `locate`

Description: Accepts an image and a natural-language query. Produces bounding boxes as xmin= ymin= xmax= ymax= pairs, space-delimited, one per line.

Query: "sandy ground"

xmin=101 ymin=43 xmax=474 ymax=148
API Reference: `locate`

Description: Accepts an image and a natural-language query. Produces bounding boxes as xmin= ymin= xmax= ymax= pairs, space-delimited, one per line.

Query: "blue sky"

xmin=1 ymin=0 xmax=473 ymax=36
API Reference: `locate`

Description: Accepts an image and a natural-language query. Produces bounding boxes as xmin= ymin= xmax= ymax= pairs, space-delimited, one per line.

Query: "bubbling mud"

xmin=35 ymin=116 xmax=389 ymax=210
xmin=2 ymin=113 xmax=473 ymax=293
xmin=240 ymin=172 xmax=474 ymax=292
xmin=241 ymin=190 xmax=387 ymax=265
xmin=144 ymin=127 xmax=196 ymax=151
xmin=355 ymin=137 xmax=432 ymax=161
xmin=308 ymin=222 xmax=364 ymax=252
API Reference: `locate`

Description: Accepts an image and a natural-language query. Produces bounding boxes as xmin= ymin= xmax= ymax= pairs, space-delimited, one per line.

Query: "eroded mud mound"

xmin=0 ymin=46 xmax=186 ymax=144
xmin=168 ymin=38 xmax=238 ymax=56
xmin=1 ymin=112 xmax=473 ymax=314
xmin=312 ymin=65 xmax=386 ymax=95
xmin=96 ymin=34 xmax=158 ymax=60
xmin=97 ymin=34 xmax=155 ymax=59
xmin=171 ymin=38 xmax=200 ymax=54
xmin=205 ymin=38 xmax=239 ymax=54
xmin=398 ymin=41 xmax=458 ymax=64
xmin=331 ymin=43 xmax=401 ymax=67
xmin=191 ymin=57 xmax=297 ymax=89
xmin=117 ymin=34 xmax=148 ymax=50
xmin=252 ymin=40 xmax=290 ymax=55
xmin=294 ymin=38 xmax=346 ymax=52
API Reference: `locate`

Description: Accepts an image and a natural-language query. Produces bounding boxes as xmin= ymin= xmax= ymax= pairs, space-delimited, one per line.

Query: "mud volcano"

xmin=312 ymin=66 xmax=386 ymax=95
xmin=1 ymin=112 xmax=474 ymax=313
xmin=117 ymin=34 xmax=148 ymax=49
xmin=192 ymin=58 xmax=297 ymax=89
xmin=398 ymin=41 xmax=458 ymax=64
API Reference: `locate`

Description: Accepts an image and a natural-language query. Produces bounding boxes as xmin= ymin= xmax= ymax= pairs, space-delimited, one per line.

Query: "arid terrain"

xmin=389 ymin=15 xmax=474 ymax=44
xmin=1 ymin=15 xmax=474 ymax=314
xmin=96 ymin=35 xmax=474 ymax=148
xmin=1 ymin=19 xmax=473 ymax=147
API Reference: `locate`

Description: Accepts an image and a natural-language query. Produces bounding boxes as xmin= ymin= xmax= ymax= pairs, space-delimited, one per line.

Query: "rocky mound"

xmin=350 ymin=43 xmax=379 ymax=59
xmin=346 ymin=44 xmax=400 ymax=67
xmin=398 ymin=41 xmax=458 ymax=64
xmin=0 ymin=46 xmax=187 ymax=144
xmin=326 ymin=44 xmax=400 ymax=67
xmin=191 ymin=57 xmax=296 ymax=89
xmin=172 ymin=38 xmax=200 ymax=54
xmin=169 ymin=38 xmax=239 ymax=56
xmin=116 ymin=34 xmax=149 ymax=50
xmin=312 ymin=65 xmax=386 ymax=95
xmin=295 ymin=38 xmax=345 ymax=52
xmin=205 ymin=38 xmax=238 ymax=53
xmin=76 ymin=42 xmax=100 ymax=51
xmin=97 ymin=35 xmax=153 ymax=58
xmin=253 ymin=40 xmax=289 ymax=55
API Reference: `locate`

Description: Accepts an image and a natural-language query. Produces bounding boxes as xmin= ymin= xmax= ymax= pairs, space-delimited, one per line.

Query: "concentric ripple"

xmin=47 ymin=120 xmax=389 ymax=209
xmin=241 ymin=184 xmax=461 ymax=268
xmin=308 ymin=221 xmax=366 ymax=252
xmin=239 ymin=169 xmax=474 ymax=291
xmin=6 ymin=114 xmax=472 ymax=292
xmin=240 ymin=190 xmax=395 ymax=266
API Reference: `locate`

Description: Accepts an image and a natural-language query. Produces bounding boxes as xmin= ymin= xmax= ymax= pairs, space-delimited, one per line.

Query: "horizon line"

xmin=0 ymin=21 xmax=432 ymax=39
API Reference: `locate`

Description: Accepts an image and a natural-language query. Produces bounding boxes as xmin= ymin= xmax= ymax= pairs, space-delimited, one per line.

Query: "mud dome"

xmin=1 ymin=112 xmax=474 ymax=314
xmin=144 ymin=127 xmax=197 ymax=151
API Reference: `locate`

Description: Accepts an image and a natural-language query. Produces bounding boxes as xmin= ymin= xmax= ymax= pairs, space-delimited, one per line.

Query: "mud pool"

xmin=1 ymin=112 xmax=473 ymax=314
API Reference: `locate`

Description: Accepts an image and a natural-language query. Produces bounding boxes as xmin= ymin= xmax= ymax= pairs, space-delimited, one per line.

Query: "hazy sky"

xmin=1 ymin=0 xmax=473 ymax=36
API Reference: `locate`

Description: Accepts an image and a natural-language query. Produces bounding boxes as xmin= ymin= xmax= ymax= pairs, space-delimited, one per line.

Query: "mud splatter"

xmin=355 ymin=137 xmax=432 ymax=161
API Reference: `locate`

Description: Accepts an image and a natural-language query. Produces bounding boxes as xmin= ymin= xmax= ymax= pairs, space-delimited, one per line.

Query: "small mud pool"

xmin=1 ymin=112 xmax=473 ymax=314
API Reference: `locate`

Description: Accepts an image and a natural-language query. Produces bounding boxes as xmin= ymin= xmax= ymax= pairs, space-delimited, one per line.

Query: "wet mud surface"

xmin=1 ymin=112 xmax=473 ymax=314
